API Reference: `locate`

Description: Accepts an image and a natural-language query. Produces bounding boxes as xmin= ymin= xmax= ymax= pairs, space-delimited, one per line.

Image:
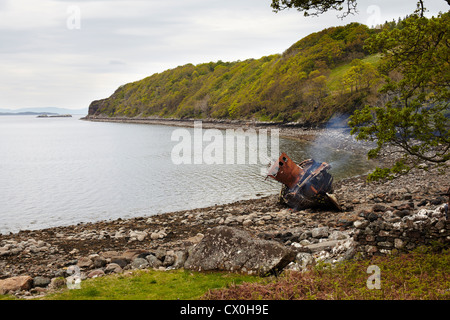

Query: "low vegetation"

xmin=203 ymin=248 xmax=450 ymax=300
xmin=39 ymin=269 xmax=261 ymax=300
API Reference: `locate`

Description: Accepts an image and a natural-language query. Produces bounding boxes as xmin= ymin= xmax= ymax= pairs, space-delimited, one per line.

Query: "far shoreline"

xmin=81 ymin=115 xmax=359 ymax=144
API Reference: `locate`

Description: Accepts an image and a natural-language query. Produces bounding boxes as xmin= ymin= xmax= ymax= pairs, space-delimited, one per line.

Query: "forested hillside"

xmin=88 ymin=22 xmax=387 ymax=124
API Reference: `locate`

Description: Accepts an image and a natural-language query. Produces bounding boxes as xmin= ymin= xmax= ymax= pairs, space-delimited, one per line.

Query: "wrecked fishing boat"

xmin=266 ymin=153 xmax=341 ymax=211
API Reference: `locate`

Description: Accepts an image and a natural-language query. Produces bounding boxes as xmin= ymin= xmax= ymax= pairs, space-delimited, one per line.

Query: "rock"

xmin=397 ymin=203 xmax=414 ymax=210
xmin=150 ymin=232 xmax=160 ymax=240
xmin=100 ymin=251 xmax=120 ymax=259
xmin=311 ymin=227 xmax=329 ymax=239
xmin=87 ymin=269 xmax=105 ymax=278
xmin=394 ymin=209 xmax=410 ymax=218
xmin=389 ymin=188 xmax=409 ymax=200
xmin=172 ymin=251 xmax=188 ymax=269
xmin=129 ymin=230 xmax=147 ymax=241
xmin=104 ymin=263 xmax=123 ymax=274
xmin=412 ymin=211 xmax=428 ymax=221
xmin=417 ymin=199 xmax=428 ymax=207
xmin=122 ymin=249 xmax=150 ymax=261
xmin=49 ymin=277 xmax=66 ymax=289
xmin=242 ymin=219 xmax=253 ymax=227
xmin=435 ymin=220 xmax=445 ymax=230
xmin=329 ymin=230 xmax=348 ymax=241
xmin=131 ymin=258 xmax=149 ymax=269
xmin=224 ymin=216 xmax=235 ymax=224
xmin=163 ymin=255 xmax=176 ymax=267
xmin=0 ymin=247 xmax=10 ymax=256
xmin=114 ymin=231 xmax=126 ymax=239
xmin=377 ymin=241 xmax=393 ymax=248
xmin=431 ymin=198 xmax=443 ymax=205
xmin=295 ymin=252 xmax=315 ymax=271
xmin=110 ymin=257 xmax=129 ymax=268
xmin=372 ymin=204 xmax=386 ymax=212
xmin=184 ymin=226 xmax=296 ymax=276
xmin=33 ymin=276 xmax=51 ymax=288
xmin=394 ymin=238 xmax=405 ymax=249
xmin=92 ymin=256 xmax=107 ymax=268
xmin=365 ymin=212 xmax=380 ymax=222
xmin=354 ymin=220 xmax=369 ymax=229
xmin=306 ymin=240 xmax=346 ymax=253
xmin=185 ymin=233 xmax=204 ymax=244
xmin=299 ymin=239 xmax=311 ymax=246
xmin=138 ymin=234 xmax=147 ymax=241
xmin=299 ymin=231 xmax=311 ymax=240
xmin=77 ymin=256 xmax=93 ymax=269
xmin=0 ymin=276 xmax=33 ymax=295
xmin=146 ymin=254 xmax=163 ymax=268
xmin=154 ymin=248 xmax=166 ymax=261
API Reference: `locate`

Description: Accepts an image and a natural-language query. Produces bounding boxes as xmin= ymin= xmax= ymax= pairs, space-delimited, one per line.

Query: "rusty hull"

xmin=267 ymin=153 xmax=341 ymax=211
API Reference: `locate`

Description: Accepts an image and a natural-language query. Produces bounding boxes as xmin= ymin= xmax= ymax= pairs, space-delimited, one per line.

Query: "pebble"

xmin=150 ymin=233 xmax=160 ymax=240
xmin=242 ymin=220 xmax=252 ymax=227
xmin=311 ymin=227 xmax=329 ymax=239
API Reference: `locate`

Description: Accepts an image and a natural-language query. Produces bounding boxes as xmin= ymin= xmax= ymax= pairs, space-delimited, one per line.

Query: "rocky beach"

xmin=1 ymin=122 xmax=449 ymax=298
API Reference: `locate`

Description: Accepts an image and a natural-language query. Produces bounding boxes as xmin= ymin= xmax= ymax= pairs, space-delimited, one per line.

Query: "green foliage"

xmin=42 ymin=269 xmax=261 ymax=300
xmin=271 ymin=0 xmax=358 ymax=18
xmin=342 ymin=58 xmax=381 ymax=94
xmin=349 ymin=11 xmax=450 ymax=180
xmin=90 ymin=23 xmax=378 ymax=124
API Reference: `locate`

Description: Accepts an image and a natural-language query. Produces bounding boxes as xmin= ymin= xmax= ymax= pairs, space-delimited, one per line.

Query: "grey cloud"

xmin=1 ymin=0 xmax=448 ymax=109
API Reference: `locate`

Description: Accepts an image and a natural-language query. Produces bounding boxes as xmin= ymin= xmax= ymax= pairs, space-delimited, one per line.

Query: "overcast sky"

xmin=1 ymin=0 xmax=447 ymax=110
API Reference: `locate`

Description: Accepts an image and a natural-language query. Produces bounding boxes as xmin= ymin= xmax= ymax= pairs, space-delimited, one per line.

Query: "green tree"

xmin=342 ymin=59 xmax=380 ymax=94
xmin=304 ymin=70 xmax=328 ymax=109
xmin=348 ymin=12 xmax=450 ymax=180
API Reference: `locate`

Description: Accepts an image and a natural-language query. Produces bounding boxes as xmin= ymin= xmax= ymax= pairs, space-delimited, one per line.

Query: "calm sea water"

xmin=0 ymin=115 xmax=373 ymax=234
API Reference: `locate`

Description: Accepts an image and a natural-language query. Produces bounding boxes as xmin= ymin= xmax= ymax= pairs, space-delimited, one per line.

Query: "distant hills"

xmin=88 ymin=22 xmax=386 ymax=125
xmin=0 ymin=107 xmax=88 ymax=115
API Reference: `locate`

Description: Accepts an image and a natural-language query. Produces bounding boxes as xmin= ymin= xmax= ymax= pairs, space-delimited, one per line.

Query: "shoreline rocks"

xmin=354 ymin=203 xmax=449 ymax=257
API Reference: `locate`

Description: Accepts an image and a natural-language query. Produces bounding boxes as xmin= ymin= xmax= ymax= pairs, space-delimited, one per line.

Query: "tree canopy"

xmin=271 ymin=0 xmax=357 ymax=17
xmin=348 ymin=11 xmax=449 ymax=180
xmin=271 ymin=0 xmax=449 ymax=17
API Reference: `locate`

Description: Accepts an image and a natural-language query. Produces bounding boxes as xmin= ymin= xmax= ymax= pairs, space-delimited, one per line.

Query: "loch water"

xmin=0 ymin=115 xmax=374 ymax=234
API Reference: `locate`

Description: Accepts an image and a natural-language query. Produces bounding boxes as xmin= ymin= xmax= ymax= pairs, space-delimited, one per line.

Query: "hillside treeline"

xmin=89 ymin=21 xmax=403 ymax=124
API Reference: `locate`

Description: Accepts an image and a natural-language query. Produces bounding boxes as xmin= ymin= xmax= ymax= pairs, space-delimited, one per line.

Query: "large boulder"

xmin=0 ymin=276 xmax=33 ymax=295
xmin=184 ymin=226 xmax=296 ymax=276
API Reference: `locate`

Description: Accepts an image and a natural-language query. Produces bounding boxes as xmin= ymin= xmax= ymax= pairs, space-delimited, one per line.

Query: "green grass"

xmin=41 ymin=269 xmax=261 ymax=300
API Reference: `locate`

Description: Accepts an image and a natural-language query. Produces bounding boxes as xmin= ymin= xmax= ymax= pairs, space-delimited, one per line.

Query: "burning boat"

xmin=266 ymin=153 xmax=341 ymax=211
